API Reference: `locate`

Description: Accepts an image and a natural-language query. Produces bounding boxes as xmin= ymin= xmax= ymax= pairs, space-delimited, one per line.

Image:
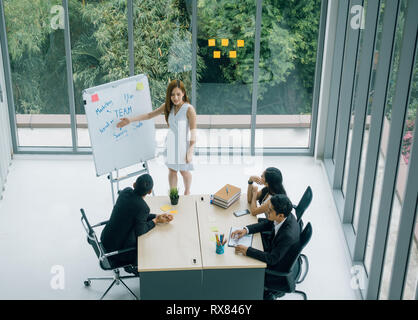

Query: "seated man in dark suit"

xmin=231 ymin=194 xmax=300 ymax=300
xmin=100 ymin=174 xmax=173 ymax=270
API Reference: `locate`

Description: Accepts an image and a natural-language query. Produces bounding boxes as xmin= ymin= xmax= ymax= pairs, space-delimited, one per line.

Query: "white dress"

xmin=165 ymin=103 xmax=194 ymax=172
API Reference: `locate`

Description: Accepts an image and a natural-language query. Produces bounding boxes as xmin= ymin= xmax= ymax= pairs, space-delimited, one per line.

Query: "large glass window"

xmin=332 ymin=0 xmax=353 ymax=165
xmin=342 ymin=0 xmax=367 ymax=197
xmin=3 ymin=0 xmax=326 ymax=153
xmin=352 ymin=0 xmax=386 ymax=232
xmin=4 ymin=0 xmax=71 ymax=147
xmin=402 ymin=46 xmax=418 ymax=300
xmin=196 ymin=0 xmax=256 ymax=152
xmin=379 ymin=45 xmax=417 ymax=299
xmin=364 ymin=0 xmax=407 ymax=275
xmin=133 ymin=0 xmax=192 ymax=153
xmin=255 ymin=0 xmax=321 ymax=149
xmin=403 ymin=210 xmax=418 ymax=300
xmin=324 ymin=0 xmax=349 ymax=165
xmin=70 ymin=0 xmax=130 ymax=148
xmin=134 ymin=0 xmax=192 ymax=109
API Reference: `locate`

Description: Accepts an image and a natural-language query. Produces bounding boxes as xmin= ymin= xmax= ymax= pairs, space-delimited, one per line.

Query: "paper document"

xmin=228 ymin=227 xmax=253 ymax=247
xmin=160 ymin=205 xmax=172 ymax=212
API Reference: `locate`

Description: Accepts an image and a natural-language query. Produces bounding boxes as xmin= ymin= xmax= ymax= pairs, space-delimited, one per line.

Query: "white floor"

xmin=0 ymin=154 xmax=360 ymax=300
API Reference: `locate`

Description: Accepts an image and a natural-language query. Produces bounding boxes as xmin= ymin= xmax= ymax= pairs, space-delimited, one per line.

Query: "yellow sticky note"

xmin=210 ymin=234 xmax=216 ymax=242
xmin=170 ymin=210 xmax=178 ymax=214
xmin=160 ymin=205 xmax=172 ymax=211
xmin=208 ymin=39 xmax=216 ymax=46
xmin=229 ymin=51 xmax=237 ymax=58
xmin=136 ymin=82 xmax=144 ymax=91
xmin=213 ymin=51 xmax=221 ymax=59
xmin=210 ymin=227 xmax=219 ymax=232
xmin=237 ymin=39 xmax=244 ymax=47
xmin=221 ymin=39 xmax=229 ymax=46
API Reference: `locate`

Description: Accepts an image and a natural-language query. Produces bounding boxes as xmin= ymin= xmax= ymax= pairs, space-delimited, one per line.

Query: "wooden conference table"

xmin=137 ymin=194 xmax=266 ymax=300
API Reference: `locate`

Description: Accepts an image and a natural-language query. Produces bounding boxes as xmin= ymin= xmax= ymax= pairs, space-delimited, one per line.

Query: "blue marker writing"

xmin=114 ymin=106 xmax=133 ymax=118
xmin=99 ymin=121 xmax=110 ymax=134
xmin=114 ymin=129 xmax=128 ymax=139
xmin=123 ymin=93 xmax=134 ymax=103
xmin=96 ymin=101 xmax=113 ymax=116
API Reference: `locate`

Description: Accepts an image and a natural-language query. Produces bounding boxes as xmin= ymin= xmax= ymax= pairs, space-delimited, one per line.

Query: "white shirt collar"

xmin=273 ymin=218 xmax=286 ymax=236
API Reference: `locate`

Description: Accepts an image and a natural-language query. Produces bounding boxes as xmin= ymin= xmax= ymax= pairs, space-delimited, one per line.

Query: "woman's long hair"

xmin=264 ymin=167 xmax=286 ymax=195
xmin=164 ymin=79 xmax=190 ymax=124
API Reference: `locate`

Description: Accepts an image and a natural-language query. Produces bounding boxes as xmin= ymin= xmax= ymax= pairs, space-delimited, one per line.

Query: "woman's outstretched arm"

xmin=117 ymin=103 xmax=165 ymax=128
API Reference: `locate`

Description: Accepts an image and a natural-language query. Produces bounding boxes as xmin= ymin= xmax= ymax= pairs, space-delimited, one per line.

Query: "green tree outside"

xmin=4 ymin=0 xmax=332 ymax=118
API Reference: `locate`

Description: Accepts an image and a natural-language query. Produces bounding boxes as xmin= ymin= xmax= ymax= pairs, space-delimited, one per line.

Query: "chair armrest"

xmin=101 ymin=246 xmax=136 ymax=259
xmin=296 ymin=254 xmax=309 ymax=284
xmin=265 ymin=268 xmax=292 ymax=278
xmin=92 ymin=220 xmax=109 ymax=228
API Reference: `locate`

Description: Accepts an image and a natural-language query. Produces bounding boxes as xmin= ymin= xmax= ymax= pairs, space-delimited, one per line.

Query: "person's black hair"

xmin=270 ymin=194 xmax=293 ymax=218
xmin=264 ymin=167 xmax=286 ymax=195
xmin=134 ymin=174 xmax=154 ymax=196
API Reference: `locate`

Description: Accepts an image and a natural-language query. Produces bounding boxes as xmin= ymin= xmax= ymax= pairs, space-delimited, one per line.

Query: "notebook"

xmin=214 ymin=184 xmax=241 ymax=202
xmin=212 ymin=184 xmax=241 ymax=208
xmin=228 ymin=227 xmax=253 ymax=247
xmin=212 ymin=193 xmax=241 ymax=208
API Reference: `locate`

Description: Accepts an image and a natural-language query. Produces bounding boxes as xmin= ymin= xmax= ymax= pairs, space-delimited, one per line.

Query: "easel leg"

xmin=108 ymin=162 xmax=153 ymax=205
xmin=109 ymin=171 xmax=115 ymax=206
xmin=116 ymin=169 xmax=120 ymax=194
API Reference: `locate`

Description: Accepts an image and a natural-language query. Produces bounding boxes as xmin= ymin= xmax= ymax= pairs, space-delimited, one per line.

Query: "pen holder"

xmin=216 ymin=242 xmax=225 ymax=254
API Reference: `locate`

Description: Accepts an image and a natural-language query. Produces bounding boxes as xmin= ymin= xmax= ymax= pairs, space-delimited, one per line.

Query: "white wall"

xmin=0 ymin=39 xmax=12 ymax=200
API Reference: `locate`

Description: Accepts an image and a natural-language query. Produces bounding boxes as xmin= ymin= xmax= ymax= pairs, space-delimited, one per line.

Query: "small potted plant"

xmin=169 ymin=187 xmax=179 ymax=205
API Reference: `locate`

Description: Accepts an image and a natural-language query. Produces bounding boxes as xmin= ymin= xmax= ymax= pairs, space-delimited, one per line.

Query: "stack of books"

xmin=212 ymin=184 xmax=241 ymax=208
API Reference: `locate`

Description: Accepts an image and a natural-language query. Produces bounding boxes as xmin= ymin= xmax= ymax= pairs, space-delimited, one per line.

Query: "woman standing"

xmin=247 ymin=167 xmax=287 ymax=217
xmin=117 ymin=80 xmax=196 ymax=195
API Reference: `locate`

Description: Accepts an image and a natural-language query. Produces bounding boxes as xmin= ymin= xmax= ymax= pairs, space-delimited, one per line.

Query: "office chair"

xmin=293 ymin=186 xmax=313 ymax=230
xmin=80 ymin=208 xmax=139 ymax=300
xmin=258 ymin=187 xmax=312 ymax=238
xmin=263 ymin=222 xmax=312 ymax=300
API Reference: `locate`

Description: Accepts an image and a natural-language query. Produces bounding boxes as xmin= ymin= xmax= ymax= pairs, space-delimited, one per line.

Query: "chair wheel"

xmin=84 ymin=280 xmax=91 ymax=287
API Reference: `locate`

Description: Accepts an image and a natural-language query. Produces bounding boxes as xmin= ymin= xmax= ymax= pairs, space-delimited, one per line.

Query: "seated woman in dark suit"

xmin=247 ymin=167 xmax=287 ymax=217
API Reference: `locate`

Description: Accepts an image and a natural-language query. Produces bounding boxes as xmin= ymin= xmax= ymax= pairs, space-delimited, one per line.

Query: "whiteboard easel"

xmin=83 ymin=74 xmax=156 ymax=204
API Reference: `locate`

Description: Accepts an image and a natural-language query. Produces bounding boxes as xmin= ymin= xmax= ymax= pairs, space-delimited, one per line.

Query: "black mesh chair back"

xmin=281 ymin=241 xmax=303 ymax=292
xmin=80 ymin=208 xmax=112 ymax=270
xmin=286 ymin=222 xmax=312 ymax=289
xmin=295 ymin=186 xmax=313 ymax=227
xmin=299 ymin=222 xmax=313 ymax=251
xmin=264 ymin=222 xmax=312 ymax=299
xmin=79 ymin=208 xmax=139 ymax=300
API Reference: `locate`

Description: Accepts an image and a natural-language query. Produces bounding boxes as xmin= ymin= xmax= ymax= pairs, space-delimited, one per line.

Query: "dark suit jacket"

xmin=100 ymin=187 xmax=156 ymax=266
xmin=246 ymin=213 xmax=300 ymax=286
